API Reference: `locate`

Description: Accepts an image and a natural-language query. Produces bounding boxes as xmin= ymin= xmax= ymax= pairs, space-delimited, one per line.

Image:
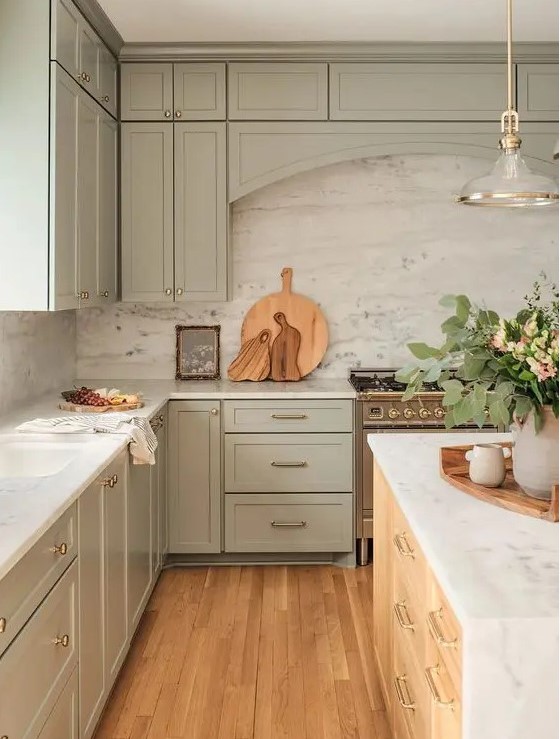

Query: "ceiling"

xmin=98 ymin=0 xmax=559 ymax=44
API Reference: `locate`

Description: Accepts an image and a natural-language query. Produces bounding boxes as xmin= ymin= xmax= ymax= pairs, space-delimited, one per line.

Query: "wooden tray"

xmin=58 ymin=401 xmax=144 ymax=413
xmin=440 ymin=443 xmax=559 ymax=522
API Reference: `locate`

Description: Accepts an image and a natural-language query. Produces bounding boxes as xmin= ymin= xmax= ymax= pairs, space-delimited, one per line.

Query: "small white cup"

xmin=465 ymin=443 xmax=512 ymax=487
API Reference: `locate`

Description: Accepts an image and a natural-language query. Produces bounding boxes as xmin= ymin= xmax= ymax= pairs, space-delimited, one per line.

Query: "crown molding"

xmin=74 ymin=0 xmax=124 ymax=56
xmin=119 ymin=41 xmax=559 ymax=64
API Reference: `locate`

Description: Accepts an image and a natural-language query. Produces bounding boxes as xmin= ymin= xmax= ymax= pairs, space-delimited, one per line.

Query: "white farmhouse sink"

xmin=0 ymin=436 xmax=92 ymax=478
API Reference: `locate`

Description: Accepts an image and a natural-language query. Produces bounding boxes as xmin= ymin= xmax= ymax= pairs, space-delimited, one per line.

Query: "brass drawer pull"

xmin=270 ymin=461 xmax=307 ymax=468
xmin=394 ymin=675 xmax=415 ymax=710
xmin=52 ymin=542 xmax=68 ymax=556
xmin=54 ymin=634 xmax=70 ymax=648
xmin=271 ymin=521 xmax=308 ymax=528
xmin=112 ymin=474 xmax=118 ymax=485
xmin=0 ymin=617 xmax=6 ymax=633
xmin=271 ymin=413 xmax=308 ymax=420
xmin=393 ymin=532 xmax=415 ymax=558
xmin=428 ymin=608 xmax=457 ymax=648
xmin=393 ymin=601 xmax=415 ymax=631
xmin=424 ymin=665 xmax=455 ymax=709
xmin=102 ymin=477 xmax=115 ymax=488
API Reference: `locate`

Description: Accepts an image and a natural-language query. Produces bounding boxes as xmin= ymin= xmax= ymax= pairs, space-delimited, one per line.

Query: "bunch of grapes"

xmin=67 ymin=386 xmax=107 ymax=407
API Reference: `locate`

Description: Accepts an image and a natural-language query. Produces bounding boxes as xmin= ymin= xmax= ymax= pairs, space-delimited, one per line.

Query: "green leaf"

xmin=518 ymin=370 xmax=536 ymax=382
xmin=488 ymin=400 xmax=511 ymax=427
xmin=495 ymin=381 xmax=514 ymax=399
xmin=407 ymin=342 xmax=442 ymax=360
xmin=439 ymin=294 xmax=458 ymax=308
xmin=402 ymin=384 xmax=418 ymax=402
xmin=444 ymin=407 xmax=456 ymax=429
xmin=462 ymin=353 xmax=487 ymax=381
xmin=424 ymin=364 xmax=442 ymax=383
xmin=441 ymin=379 xmax=464 ymax=407
xmin=454 ymin=396 xmax=474 ymax=425
xmin=512 ymin=395 xmax=533 ymax=420
xmin=395 ymin=365 xmax=419 ymax=383
xmin=455 ymin=295 xmax=471 ymax=323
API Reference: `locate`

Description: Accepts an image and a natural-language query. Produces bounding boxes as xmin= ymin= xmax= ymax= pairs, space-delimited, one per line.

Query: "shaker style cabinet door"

xmin=99 ymin=45 xmax=118 ymax=117
xmin=37 ymin=668 xmax=79 ymax=739
xmin=121 ymin=123 xmax=174 ymax=301
xmin=517 ymin=64 xmax=560 ymax=121
xmin=79 ymin=22 xmax=101 ymax=98
xmin=77 ymin=91 xmax=99 ymax=307
xmin=121 ymin=63 xmax=173 ymax=120
xmin=173 ymin=63 xmax=226 ymax=120
xmin=97 ymin=113 xmax=118 ymax=303
xmin=174 ymin=122 xmax=228 ymax=301
xmin=168 ymin=401 xmax=221 ymax=554
xmin=51 ymin=0 xmax=81 ymax=79
xmin=127 ymin=461 xmax=153 ymax=634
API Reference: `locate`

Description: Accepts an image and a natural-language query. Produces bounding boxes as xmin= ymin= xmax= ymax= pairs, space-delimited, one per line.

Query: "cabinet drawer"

xmin=428 ymin=577 xmax=462 ymax=696
xmin=174 ymin=63 xmax=226 ymax=120
xmin=228 ymin=63 xmax=328 ymax=120
xmin=223 ymin=399 xmax=353 ymax=433
xmin=393 ymin=569 xmax=428 ymax=674
xmin=38 ymin=667 xmax=79 ymax=739
xmin=0 ymin=503 xmax=76 ymax=657
xmin=392 ymin=500 xmax=428 ymax=611
xmin=225 ymin=493 xmax=353 ymax=552
xmin=393 ymin=623 xmax=429 ymax=739
xmin=121 ymin=63 xmax=174 ymax=120
xmin=0 ymin=561 xmax=78 ymax=739
xmin=517 ymin=64 xmax=559 ymax=121
xmin=329 ymin=63 xmax=506 ymax=121
xmin=224 ymin=433 xmax=353 ymax=493
xmin=424 ymin=643 xmax=462 ymax=739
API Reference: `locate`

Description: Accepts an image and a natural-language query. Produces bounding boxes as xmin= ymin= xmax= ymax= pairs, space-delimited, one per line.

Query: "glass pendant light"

xmin=457 ymin=0 xmax=559 ymax=207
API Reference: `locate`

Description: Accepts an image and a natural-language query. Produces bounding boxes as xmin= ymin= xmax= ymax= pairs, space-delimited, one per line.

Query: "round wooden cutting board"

xmin=240 ymin=268 xmax=328 ymax=378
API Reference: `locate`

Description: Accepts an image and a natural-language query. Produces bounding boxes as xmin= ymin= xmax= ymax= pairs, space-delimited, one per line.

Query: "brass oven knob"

xmin=388 ymin=408 xmax=400 ymax=420
xmin=418 ymin=407 xmax=432 ymax=420
xmin=434 ymin=407 xmax=445 ymax=419
xmin=403 ymin=407 xmax=416 ymax=420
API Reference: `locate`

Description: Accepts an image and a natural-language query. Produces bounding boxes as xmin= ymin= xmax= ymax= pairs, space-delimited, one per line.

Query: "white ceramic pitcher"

xmin=465 ymin=443 xmax=511 ymax=487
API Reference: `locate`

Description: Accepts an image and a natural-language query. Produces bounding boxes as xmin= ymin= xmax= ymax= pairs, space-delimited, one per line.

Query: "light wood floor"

xmin=94 ymin=565 xmax=390 ymax=739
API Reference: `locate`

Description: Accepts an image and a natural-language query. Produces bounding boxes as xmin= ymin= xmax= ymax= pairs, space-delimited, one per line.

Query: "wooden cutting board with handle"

xmin=240 ymin=267 xmax=328 ymax=378
xmin=228 ymin=329 xmax=272 ymax=381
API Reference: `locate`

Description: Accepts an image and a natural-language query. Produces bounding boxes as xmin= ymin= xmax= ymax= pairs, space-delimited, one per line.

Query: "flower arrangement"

xmin=396 ymin=279 xmax=559 ymax=431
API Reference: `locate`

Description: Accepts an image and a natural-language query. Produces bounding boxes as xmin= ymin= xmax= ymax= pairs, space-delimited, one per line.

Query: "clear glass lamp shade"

xmin=458 ymin=148 xmax=559 ymax=207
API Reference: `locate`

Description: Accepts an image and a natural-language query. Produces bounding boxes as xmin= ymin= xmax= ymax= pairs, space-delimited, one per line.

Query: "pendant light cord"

xmin=507 ymin=0 xmax=513 ymax=116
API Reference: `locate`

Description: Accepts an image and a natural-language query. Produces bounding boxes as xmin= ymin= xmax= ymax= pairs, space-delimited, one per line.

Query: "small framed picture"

xmin=175 ymin=325 xmax=221 ymax=380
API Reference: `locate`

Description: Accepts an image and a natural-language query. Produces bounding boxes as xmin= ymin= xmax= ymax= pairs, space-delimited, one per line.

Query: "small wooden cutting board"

xmin=58 ymin=401 xmax=144 ymax=413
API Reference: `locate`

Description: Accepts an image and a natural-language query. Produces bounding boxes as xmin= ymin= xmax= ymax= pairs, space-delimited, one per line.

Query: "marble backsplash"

xmin=76 ymin=154 xmax=558 ymax=380
xmin=0 ymin=311 xmax=76 ymax=415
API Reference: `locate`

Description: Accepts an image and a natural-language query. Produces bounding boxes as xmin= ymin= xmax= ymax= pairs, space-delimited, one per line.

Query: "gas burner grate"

xmin=349 ymin=370 xmax=442 ymax=394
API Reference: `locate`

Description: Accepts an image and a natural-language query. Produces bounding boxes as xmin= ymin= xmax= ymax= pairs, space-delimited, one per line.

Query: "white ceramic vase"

xmin=511 ymin=406 xmax=559 ymax=500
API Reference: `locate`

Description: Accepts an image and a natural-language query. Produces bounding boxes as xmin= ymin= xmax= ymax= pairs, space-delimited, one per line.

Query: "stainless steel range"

xmin=349 ymin=368 xmax=496 ymax=565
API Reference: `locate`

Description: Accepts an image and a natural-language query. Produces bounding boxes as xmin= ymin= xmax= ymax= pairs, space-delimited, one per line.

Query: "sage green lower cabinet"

xmin=517 ymin=63 xmax=559 ymax=121
xmin=225 ymin=494 xmax=353 ymax=553
xmin=127 ymin=459 xmax=154 ymax=634
xmin=38 ymin=666 xmax=79 ymax=739
xmin=150 ymin=414 xmax=167 ymax=577
xmin=223 ymin=399 xmax=353 ymax=434
xmin=168 ymin=401 xmax=221 ymax=554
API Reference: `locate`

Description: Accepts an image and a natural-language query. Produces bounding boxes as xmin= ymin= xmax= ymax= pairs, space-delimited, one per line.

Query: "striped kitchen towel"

xmin=16 ymin=414 xmax=157 ymax=465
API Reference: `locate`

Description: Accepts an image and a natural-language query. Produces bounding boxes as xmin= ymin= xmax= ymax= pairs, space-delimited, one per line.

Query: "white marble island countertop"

xmin=368 ymin=432 xmax=558 ymax=739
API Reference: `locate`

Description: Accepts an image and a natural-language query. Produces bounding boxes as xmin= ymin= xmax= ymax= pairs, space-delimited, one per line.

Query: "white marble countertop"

xmin=368 ymin=432 xmax=559 ymax=739
xmin=0 ymin=377 xmax=354 ymax=582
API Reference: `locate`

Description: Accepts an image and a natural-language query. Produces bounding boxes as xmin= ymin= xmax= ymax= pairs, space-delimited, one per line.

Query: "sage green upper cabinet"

xmin=52 ymin=0 xmax=81 ymax=79
xmin=174 ymin=63 xmax=226 ymax=120
xmin=518 ymin=64 xmax=559 ymax=121
xmin=228 ymin=63 xmax=328 ymax=120
xmin=121 ymin=63 xmax=173 ymax=120
xmin=174 ymin=123 xmax=228 ymax=301
xmin=79 ymin=22 xmax=101 ymax=95
xmin=329 ymin=63 xmax=508 ymax=121
xmin=77 ymin=91 xmax=99 ymax=307
xmin=121 ymin=123 xmax=174 ymax=301
xmin=99 ymin=45 xmax=118 ymax=117
xmin=97 ymin=114 xmax=118 ymax=303
xmin=168 ymin=401 xmax=221 ymax=554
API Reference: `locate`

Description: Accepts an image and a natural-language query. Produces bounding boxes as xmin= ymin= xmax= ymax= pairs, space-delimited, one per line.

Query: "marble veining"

xmin=76 ymin=154 xmax=558 ymax=379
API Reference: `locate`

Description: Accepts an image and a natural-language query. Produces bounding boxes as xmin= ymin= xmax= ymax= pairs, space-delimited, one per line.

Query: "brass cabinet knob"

xmin=158 ymin=414 xmax=164 ymax=423
xmin=80 ymin=72 xmax=88 ymax=81
xmin=0 ymin=617 xmax=6 ymax=633
xmin=164 ymin=288 xmax=172 ymax=296
xmin=103 ymin=95 xmax=110 ymax=102
xmin=210 ymin=408 xmax=219 ymax=416
xmin=175 ymin=110 xmax=182 ymax=118
xmin=52 ymin=542 xmax=68 ymax=556
xmin=164 ymin=110 xmax=172 ymax=118
xmin=54 ymin=634 xmax=70 ymax=648
xmin=112 ymin=474 xmax=118 ymax=485
xmin=102 ymin=477 xmax=115 ymax=488
xmin=100 ymin=290 xmax=109 ymax=298
xmin=79 ymin=291 xmax=89 ymax=300
xmin=176 ymin=287 xmax=183 ymax=296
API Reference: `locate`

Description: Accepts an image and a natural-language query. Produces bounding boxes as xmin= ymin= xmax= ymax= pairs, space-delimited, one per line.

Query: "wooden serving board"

xmin=440 ymin=443 xmax=558 ymax=522
xmin=58 ymin=401 xmax=144 ymax=413
xmin=240 ymin=267 xmax=328 ymax=379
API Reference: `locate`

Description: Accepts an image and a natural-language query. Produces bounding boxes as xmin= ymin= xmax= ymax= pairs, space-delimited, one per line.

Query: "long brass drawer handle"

xmin=271 ymin=413 xmax=308 ymax=420
xmin=0 ymin=617 xmax=6 ymax=633
xmin=394 ymin=675 xmax=415 ymax=710
xmin=393 ymin=601 xmax=415 ymax=631
xmin=424 ymin=665 xmax=455 ymax=710
xmin=271 ymin=521 xmax=308 ymax=528
xmin=54 ymin=634 xmax=70 ymax=648
xmin=270 ymin=461 xmax=307 ymax=468
xmin=52 ymin=542 xmax=68 ymax=556
xmin=428 ymin=609 xmax=458 ymax=648
xmin=393 ymin=532 xmax=415 ymax=558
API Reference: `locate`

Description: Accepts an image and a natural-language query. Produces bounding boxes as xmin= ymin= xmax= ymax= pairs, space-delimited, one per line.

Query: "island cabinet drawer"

xmin=392 ymin=500 xmax=428 ymax=610
xmin=427 ymin=578 xmax=462 ymax=695
xmin=223 ymin=399 xmax=353 ymax=433
xmin=224 ymin=433 xmax=353 ymax=493
xmin=392 ymin=627 xmax=429 ymax=739
xmin=393 ymin=569 xmax=428 ymax=673
xmin=0 ymin=560 xmax=78 ymax=739
xmin=0 ymin=503 xmax=77 ymax=657
xmin=224 ymin=493 xmax=353 ymax=552
xmin=425 ymin=641 xmax=462 ymax=739
xmin=228 ymin=63 xmax=328 ymax=120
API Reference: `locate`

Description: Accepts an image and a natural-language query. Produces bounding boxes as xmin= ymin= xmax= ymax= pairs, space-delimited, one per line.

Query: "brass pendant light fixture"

xmin=457 ymin=0 xmax=559 ymax=207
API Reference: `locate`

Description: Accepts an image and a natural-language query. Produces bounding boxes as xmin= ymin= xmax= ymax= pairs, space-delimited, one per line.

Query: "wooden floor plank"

xmin=93 ymin=564 xmax=387 ymax=739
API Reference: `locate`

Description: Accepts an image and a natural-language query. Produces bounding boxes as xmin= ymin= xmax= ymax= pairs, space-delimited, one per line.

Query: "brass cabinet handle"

xmin=393 ymin=601 xmax=415 ymax=631
xmin=52 ymin=542 xmax=68 ymax=556
xmin=427 ymin=608 xmax=457 ymax=648
xmin=112 ymin=474 xmax=118 ymax=485
xmin=175 ymin=110 xmax=182 ymax=118
xmin=0 ymin=617 xmax=6 ymax=633
xmin=176 ymin=287 xmax=184 ymax=296
xmin=54 ymin=634 xmax=70 ymax=648
xmin=424 ymin=665 xmax=455 ymax=710
xmin=394 ymin=675 xmax=415 ymax=710
xmin=102 ymin=477 xmax=115 ymax=488
xmin=100 ymin=290 xmax=109 ymax=298
xmin=271 ymin=413 xmax=308 ymax=420
xmin=164 ymin=288 xmax=172 ymax=296
xmin=270 ymin=461 xmax=307 ymax=468
xmin=270 ymin=521 xmax=307 ymax=528
xmin=393 ymin=532 xmax=415 ymax=558
xmin=164 ymin=110 xmax=172 ymax=118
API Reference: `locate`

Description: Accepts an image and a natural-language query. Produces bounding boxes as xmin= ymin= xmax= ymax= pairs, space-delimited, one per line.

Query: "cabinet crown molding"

xmin=119 ymin=41 xmax=559 ymax=64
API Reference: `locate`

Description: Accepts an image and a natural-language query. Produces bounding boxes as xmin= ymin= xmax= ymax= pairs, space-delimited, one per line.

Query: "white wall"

xmin=0 ymin=311 xmax=76 ymax=415
xmin=76 ymin=154 xmax=559 ymax=379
